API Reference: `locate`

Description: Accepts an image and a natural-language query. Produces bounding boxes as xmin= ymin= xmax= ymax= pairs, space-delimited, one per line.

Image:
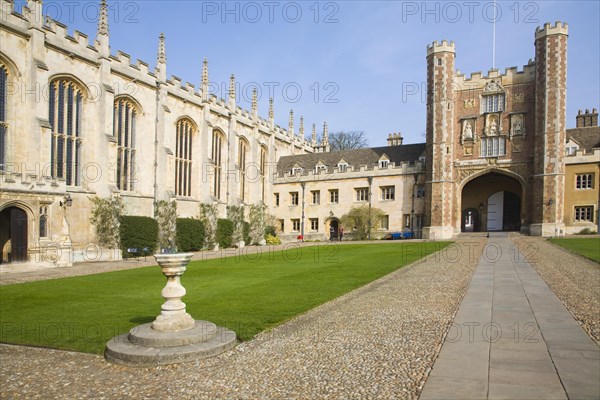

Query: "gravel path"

xmin=510 ymin=236 xmax=600 ymax=344
xmin=0 ymin=239 xmax=484 ymax=399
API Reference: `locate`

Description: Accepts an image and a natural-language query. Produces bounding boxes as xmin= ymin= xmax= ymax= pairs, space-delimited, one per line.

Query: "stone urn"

xmin=152 ymin=253 xmax=195 ymax=332
xmin=105 ymin=252 xmax=237 ymax=366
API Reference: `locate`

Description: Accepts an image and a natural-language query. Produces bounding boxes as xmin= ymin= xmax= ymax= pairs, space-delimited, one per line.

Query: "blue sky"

xmin=20 ymin=1 xmax=600 ymax=146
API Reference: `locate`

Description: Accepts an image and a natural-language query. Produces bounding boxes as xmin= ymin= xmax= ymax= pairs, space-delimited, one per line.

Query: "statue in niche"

xmin=463 ymin=121 xmax=473 ymax=140
xmin=489 ymin=117 xmax=498 ymax=135
xmin=512 ymin=115 xmax=523 ymax=135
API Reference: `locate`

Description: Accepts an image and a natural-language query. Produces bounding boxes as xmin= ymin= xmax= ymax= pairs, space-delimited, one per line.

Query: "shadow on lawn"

xmin=129 ymin=316 xmax=154 ymax=324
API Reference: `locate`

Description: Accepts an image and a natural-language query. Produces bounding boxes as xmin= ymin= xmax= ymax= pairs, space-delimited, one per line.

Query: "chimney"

xmin=576 ymin=108 xmax=599 ymax=127
xmin=387 ymin=132 xmax=403 ymax=146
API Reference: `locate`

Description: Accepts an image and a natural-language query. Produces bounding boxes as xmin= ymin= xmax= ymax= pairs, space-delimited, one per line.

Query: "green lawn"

xmin=548 ymin=237 xmax=600 ymax=263
xmin=0 ymin=242 xmax=450 ymax=354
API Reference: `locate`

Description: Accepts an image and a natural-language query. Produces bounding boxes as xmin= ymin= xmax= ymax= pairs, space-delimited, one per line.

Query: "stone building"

xmin=563 ymin=109 xmax=600 ymax=234
xmin=273 ymin=134 xmax=426 ymax=242
xmin=0 ymin=0 xmax=319 ymax=266
xmin=0 ymin=2 xmax=596 ymax=269
xmin=423 ymin=22 xmax=572 ymax=239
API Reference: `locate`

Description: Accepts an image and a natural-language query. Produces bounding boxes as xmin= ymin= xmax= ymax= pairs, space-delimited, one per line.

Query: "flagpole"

xmin=493 ymin=0 xmax=496 ymax=69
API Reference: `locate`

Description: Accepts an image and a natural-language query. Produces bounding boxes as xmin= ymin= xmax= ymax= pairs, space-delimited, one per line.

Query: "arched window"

xmin=212 ymin=131 xmax=223 ymax=200
xmin=113 ymin=97 xmax=137 ymax=191
xmin=49 ymin=78 xmax=84 ymax=186
xmin=260 ymin=146 xmax=267 ymax=202
xmin=0 ymin=63 xmax=7 ymax=172
xmin=175 ymin=118 xmax=195 ymax=197
xmin=238 ymin=138 xmax=248 ymax=202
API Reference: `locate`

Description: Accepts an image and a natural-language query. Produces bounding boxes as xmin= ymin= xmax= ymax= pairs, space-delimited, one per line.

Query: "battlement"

xmin=454 ymin=62 xmax=536 ymax=88
xmin=275 ymin=160 xmax=425 ymax=182
xmin=427 ymin=40 xmax=455 ymax=56
xmin=535 ymin=21 xmax=568 ymax=40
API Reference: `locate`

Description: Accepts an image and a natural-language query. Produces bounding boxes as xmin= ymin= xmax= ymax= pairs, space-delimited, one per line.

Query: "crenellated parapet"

xmin=535 ymin=21 xmax=568 ymax=40
xmin=426 ymin=40 xmax=455 ymax=56
xmin=454 ymin=62 xmax=536 ymax=89
xmin=274 ymin=160 xmax=425 ymax=182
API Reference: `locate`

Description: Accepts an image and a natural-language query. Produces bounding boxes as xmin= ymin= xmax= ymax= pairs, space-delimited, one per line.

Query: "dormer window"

xmin=566 ymin=147 xmax=577 ymax=156
xmin=314 ymin=163 xmax=327 ymax=173
xmin=379 ymin=159 xmax=389 ymax=168
xmin=291 ymin=166 xmax=303 ymax=175
xmin=337 ymin=159 xmax=349 ymax=172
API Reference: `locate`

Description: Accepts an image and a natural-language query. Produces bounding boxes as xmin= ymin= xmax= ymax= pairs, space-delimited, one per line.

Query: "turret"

xmin=299 ymin=116 xmax=305 ymax=140
xmin=268 ymin=98 xmax=274 ymax=128
xmin=26 ymin=0 xmax=43 ymax=29
xmin=423 ymin=39 xmax=456 ymax=239
xmin=531 ymin=21 xmax=569 ymax=236
xmin=251 ymin=87 xmax=258 ymax=119
xmin=288 ymin=110 xmax=294 ymax=136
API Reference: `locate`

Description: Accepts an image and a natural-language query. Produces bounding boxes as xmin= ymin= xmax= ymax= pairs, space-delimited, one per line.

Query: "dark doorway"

xmin=0 ymin=207 xmax=28 ymax=264
xmin=503 ymin=191 xmax=521 ymax=231
xmin=329 ymin=219 xmax=339 ymax=240
xmin=461 ymin=208 xmax=480 ymax=232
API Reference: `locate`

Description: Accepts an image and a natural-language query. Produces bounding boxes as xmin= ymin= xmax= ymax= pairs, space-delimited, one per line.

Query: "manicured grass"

xmin=0 ymin=242 xmax=450 ymax=354
xmin=548 ymin=237 xmax=600 ymax=263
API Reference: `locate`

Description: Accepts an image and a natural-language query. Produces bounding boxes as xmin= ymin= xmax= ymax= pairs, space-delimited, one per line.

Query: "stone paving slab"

xmin=421 ymin=236 xmax=600 ymax=400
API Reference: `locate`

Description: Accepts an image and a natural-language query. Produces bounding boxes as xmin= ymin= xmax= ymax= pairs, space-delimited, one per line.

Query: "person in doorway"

xmin=339 ymin=227 xmax=344 ymax=241
xmin=330 ymin=225 xmax=335 ymax=241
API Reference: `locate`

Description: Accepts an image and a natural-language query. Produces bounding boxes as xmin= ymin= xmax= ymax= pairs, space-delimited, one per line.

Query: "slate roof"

xmin=566 ymin=126 xmax=600 ymax=152
xmin=276 ymin=143 xmax=426 ymax=175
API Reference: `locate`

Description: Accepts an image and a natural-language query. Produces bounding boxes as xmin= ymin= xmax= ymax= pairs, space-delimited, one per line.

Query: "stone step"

xmin=128 ymin=321 xmax=219 ymax=348
xmin=105 ymin=323 xmax=237 ymax=367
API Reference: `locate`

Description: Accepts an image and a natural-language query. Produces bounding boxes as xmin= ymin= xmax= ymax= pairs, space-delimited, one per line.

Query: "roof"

xmin=277 ymin=143 xmax=426 ymax=174
xmin=566 ymin=126 xmax=600 ymax=152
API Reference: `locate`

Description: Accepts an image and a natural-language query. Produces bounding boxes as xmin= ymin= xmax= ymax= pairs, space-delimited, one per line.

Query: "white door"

xmin=487 ymin=191 xmax=504 ymax=231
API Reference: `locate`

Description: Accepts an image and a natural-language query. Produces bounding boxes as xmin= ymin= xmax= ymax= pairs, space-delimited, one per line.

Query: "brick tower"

xmin=531 ymin=22 xmax=569 ymax=236
xmin=423 ymin=40 xmax=456 ymax=239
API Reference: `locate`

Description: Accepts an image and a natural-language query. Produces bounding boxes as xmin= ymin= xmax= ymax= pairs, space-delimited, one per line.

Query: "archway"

xmin=461 ymin=172 xmax=523 ymax=232
xmin=328 ymin=219 xmax=339 ymax=240
xmin=0 ymin=207 xmax=28 ymax=263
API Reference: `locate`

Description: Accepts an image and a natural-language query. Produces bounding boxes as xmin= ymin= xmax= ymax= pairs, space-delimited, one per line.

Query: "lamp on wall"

xmin=60 ymin=194 xmax=73 ymax=207
xmin=479 ymin=202 xmax=484 ymax=215
xmin=329 ymin=210 xmax=334 ymax=218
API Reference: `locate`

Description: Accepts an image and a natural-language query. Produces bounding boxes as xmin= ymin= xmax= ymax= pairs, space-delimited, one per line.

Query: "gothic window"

xmin=238 ymin=138 xmax=248 ymax=202
xmin=212 ymin=131 xmax=223 ymax=199
xmin=481 ymin=93 xmax=505 ymax=113
xmin=480 ymin=137 xmax=506 ymax=157
xmin=113 ymin=98 xmax=138 ymax=191
xmin=0 ymin=63 xmax=7 ymax=172
xmin=175 ymin=118 xmax=195 ymax=197
xmin=49 ymin=78 xmax=84 ymax=186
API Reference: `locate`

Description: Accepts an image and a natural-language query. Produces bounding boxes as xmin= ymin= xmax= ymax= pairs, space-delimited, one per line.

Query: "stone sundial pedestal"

xmin=105 ymin=253 xmax=237 ymax=367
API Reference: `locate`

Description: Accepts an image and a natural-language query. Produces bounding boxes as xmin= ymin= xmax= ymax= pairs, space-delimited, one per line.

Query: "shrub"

xmin=243 ymin=221 xmax=251 ymax=245
xmin=120 ymin=216 xmax=158 ymax=258
xmin=265 ymin=234 xmax=281 ymax=245
xmin=199 ymin=203 xmax=219 ymax=249
xmin=264 ymin=225 xmax=277 ymax=238
xmin=176 ymin=218 xmax=205 ymax=252
xmin=216 ymin=219 xmax=234 ymax=248
xmin=578 ymin=228 xmax=597 ymax=235
xmin=89 ymin=196 xmax=124 ymax=249
xmin=341 ymin=205 xmax=385 ymax=240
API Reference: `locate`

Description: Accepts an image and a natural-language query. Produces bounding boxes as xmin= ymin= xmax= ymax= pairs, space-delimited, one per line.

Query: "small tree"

xmin=199 ymin=203 xmax=219 ymax=249
xmin=318 ymin=131 xmax=368 ymax=151
xmin=248 ymin=204 xmax=276 ymax=245
xmin=226 ymin=205 xmax=245 ymax=244
xmin=89 ymin=195 xmax=125 ymax=249
xmin=155 ymin=200 xmax=177 ymax=251
xmin=341 ymin=205 xmax=385 ymax=240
